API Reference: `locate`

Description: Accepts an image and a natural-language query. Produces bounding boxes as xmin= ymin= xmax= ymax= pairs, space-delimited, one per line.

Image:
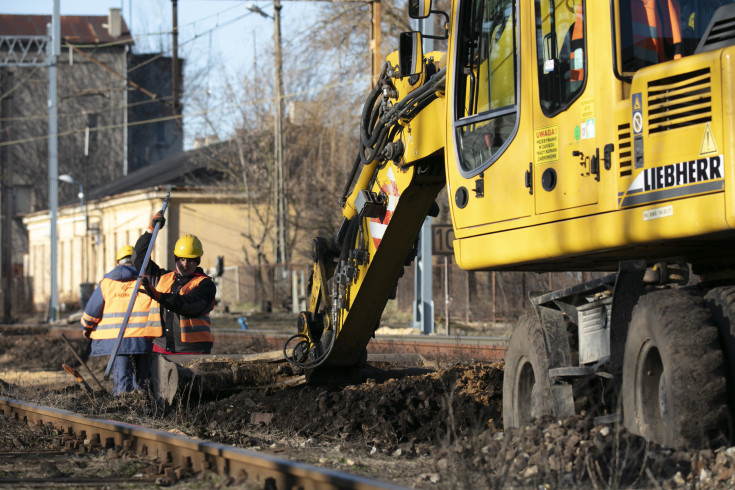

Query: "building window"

xmin=87 ymin=113 xmax=98 ymax=147
xmin=157 ymin=122 xmax=166 ymax=146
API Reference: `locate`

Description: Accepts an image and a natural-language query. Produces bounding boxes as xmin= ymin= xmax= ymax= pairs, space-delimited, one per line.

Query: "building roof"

xmin=0 ymin=14 xmax=133 ymax=45
xmin=87 ymin=141 xmax=231 ymax=202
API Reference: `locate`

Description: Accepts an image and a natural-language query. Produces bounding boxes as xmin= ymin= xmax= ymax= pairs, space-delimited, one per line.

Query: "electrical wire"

xmin=0 ymin=3 xmax=368 ymax=142
xmin=0 ymin=96 xmax=174 ymax=124
xmin=0 ymin=74 xmax=369 ymax=148
xmin=0 ymin=4 xmax=255 ymax=107
xmin=63 ymin=2 xmax=252 ymax=50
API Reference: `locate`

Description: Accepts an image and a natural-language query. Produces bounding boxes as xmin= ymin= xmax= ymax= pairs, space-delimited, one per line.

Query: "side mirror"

xmin=399 ymin=31 xmax=424 ymax=78
xmin=408 ymin=0 xmax=431 ymax=19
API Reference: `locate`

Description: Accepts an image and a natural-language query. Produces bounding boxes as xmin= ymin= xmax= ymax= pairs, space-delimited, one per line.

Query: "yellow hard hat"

xmin=174 ymin=235 xmax=203 ymax=258
xmin=116 ymin=245 xmax=133 ymax=262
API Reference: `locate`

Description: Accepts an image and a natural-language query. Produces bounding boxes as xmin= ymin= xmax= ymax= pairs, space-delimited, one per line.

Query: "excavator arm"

xmin=284 ymin=51 xmax=447 ymax=382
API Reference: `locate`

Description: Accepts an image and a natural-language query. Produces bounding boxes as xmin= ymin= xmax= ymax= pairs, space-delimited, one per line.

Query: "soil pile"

xmin=194 ymin=362 xmax=504 ymax=449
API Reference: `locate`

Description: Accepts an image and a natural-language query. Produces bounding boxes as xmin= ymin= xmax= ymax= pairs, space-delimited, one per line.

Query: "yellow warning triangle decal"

xmin=700 ymin=123 xmax=718 ymax=155
xmin=633 ymin=97 xmax=642 ymax=111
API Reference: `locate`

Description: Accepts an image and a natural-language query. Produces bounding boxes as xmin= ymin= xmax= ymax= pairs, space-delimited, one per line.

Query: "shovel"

xmin=62 ymin=364 xmax=94 ymax=394
xmin=60 ymin=333 xmax=104 ymax=392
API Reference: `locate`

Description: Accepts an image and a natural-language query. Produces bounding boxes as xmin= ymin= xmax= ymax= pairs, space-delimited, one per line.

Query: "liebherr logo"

xmin=642 ymin=156 xmax=722 ymax=191
xmin=619 ymin=154 xmax=725 ymax=208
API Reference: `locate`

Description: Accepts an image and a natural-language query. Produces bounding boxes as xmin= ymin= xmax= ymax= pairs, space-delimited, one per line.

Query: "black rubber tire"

xmin=622 ymin=289 xmax=730 ymax=448
xmin=503 ymin=314 xmax=554 ymax=429
xmin=704 ymin=285 xmax=735 ymax=434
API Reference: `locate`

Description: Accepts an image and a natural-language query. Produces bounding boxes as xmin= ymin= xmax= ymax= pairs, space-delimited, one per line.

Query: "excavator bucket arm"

xmin=284 ymin=52 xmax=447 ymax=382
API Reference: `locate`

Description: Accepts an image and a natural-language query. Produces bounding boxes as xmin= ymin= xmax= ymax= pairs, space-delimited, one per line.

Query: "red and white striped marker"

xmin=368 ymin=167 xmax=399 ymax=250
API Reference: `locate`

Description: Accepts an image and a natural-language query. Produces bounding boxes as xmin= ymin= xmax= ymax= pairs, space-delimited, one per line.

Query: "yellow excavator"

xmin=284 ymin=0 xmax=735 ymax=448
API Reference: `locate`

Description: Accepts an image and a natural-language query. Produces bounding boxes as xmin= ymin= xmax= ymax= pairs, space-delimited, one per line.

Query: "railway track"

xmin=211 ymin=329 xmax=509 ymax=362
xmin=38 ymin=326 xmax=508 ymax=361
xmin=0 ymin=396 xmax=405 ymax=489
xmin=39 ymin=325 xmax=508 ymax=361
xmin=29 ymin=324 xmax=508 ymax=364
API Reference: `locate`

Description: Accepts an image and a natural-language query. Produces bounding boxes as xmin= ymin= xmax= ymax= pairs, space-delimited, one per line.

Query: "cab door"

xmin=446 ymin=0 xmax=534 ymax=231
xmin=531 ymin=0 xmax=599 ymax=214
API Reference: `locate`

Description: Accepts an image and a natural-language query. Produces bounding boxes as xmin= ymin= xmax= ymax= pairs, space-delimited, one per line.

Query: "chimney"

xmin=107 ymin=8 xmax=121 ymax=38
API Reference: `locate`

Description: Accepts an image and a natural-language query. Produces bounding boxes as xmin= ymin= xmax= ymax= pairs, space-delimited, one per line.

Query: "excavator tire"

xmin=704 ymin=285 xmax=735 ymax=434
xmin=622 ymin=289 xmax=730 ymax=448
xmin=503 ymin=314 xmax=554 ymax=430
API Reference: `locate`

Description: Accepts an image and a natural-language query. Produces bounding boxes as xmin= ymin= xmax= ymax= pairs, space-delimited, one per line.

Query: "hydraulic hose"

xmin=342 ymin=63 xmax=390 ymax=205
xmin=360 ymin=63 xmax=389 ymax=148
xmin=361 ymin=67 xmax=447 ymax=163
xmin=340 ymin=154 xmax=363 ymax=206
xmin=343 ymin=66 xmax=447 ymax=205
xmin=338 ymin=218 xmax=358 ymax=265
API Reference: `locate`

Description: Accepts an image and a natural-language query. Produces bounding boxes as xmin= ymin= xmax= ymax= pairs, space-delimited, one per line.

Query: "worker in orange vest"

xmin=134 ymin=212 xmax=215 ymax=355
xmin=81 ymin=245 xmax=159 ymax=395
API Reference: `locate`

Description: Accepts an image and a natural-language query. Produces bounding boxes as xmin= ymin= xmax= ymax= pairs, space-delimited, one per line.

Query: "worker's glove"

xmin=82 ymin=328 xmax=92 ymax=340
xmin=147 ymin=211 xmax=166 ymax=233
xmin=139 ymin=276 xmax=162 ymax=301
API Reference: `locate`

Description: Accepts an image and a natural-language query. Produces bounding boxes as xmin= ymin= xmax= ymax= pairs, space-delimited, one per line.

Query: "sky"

xmin=0 ymin=0 xmax=320 ymax=146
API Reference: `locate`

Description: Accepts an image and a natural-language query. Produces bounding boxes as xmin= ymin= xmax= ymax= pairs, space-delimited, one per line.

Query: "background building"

xmin=23 ymin=142 xmax=312 ymax=315
xmin=0 ymin=10 xmax=182 ymax=317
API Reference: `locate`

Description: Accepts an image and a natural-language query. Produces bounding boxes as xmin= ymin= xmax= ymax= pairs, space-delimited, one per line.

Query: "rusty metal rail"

xmin=0 ymin=396 xmax=404 ymax=490
xmin=213 ymin=330 xmax=509 ymax=362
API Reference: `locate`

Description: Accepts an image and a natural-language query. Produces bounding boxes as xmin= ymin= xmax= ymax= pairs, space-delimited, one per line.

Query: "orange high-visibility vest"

xmin=86 ymin=278 xmax=160 ymax=340
xmin=631 ymin=0 xmax=682 ymax=65
xmin=148 ymin=272 xmax=214 ymax=343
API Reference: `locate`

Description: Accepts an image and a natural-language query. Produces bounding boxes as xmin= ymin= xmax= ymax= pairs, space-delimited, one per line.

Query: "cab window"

xmin=535 ymin=0 xmax=586 ymax=116
xmin=618 ymin=0 xmax=734 ymax=73
xmin=454 ymin=0 xmax=517 ymax=173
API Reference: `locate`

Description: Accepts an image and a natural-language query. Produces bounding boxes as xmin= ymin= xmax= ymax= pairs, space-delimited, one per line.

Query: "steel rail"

xmin=0 ymin=396 xmax=405 ymax=490
xmin=38 ymin=326 xmax=509 ymax=363
xmin=212 ymin=330 xmax=509 ymax=362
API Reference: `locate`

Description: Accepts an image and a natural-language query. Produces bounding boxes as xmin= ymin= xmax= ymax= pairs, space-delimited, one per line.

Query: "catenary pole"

xmin=47 ymin=0 xmax=60 ymax=323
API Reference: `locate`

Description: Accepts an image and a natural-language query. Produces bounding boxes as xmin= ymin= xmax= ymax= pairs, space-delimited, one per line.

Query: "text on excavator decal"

xmin=534 ymin=125 xmax=559 ymax=164
xmin=619 ymin=154 xmax=724 ymax=208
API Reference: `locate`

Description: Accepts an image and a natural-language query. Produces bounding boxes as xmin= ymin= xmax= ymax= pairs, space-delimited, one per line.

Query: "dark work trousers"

xmin=113 ymin=354 xmax=151 ymax=395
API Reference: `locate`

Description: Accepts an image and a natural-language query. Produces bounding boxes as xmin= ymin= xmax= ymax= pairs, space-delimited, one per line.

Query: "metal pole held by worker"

xmin=104 ymin=193 xmax=170 ymax=380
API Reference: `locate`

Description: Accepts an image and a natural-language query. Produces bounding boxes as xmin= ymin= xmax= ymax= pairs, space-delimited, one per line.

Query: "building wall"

xmin=23 ymin=189 xmax=278 ymax=312
xmin=127 ymin=54 xmax=183 ymax=173
xmin=1 ymin=31 xmax=181 ymax=284
xmin=2 ymin=45 xmax=128 ymax=213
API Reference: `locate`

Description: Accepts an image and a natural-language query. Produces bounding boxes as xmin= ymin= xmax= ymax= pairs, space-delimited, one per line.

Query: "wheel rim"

xmin=515 ymin=356 xmax=535 ymax=427
xmin=636 ymin=340 xmax=666 ymax=440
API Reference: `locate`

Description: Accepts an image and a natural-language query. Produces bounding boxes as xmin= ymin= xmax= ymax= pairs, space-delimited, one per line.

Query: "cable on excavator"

xmin=340 ymin=62 xmax=447 ymax=205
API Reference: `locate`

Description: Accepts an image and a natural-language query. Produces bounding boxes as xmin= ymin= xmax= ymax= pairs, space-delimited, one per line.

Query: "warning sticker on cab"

xmin=535 ymin=125 xmax=559 ymax=164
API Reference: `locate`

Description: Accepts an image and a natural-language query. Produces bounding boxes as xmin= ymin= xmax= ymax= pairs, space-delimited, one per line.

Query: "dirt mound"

xmin=194 ymin=362 xmax=503 ymax=449
xmin=444 ymin=414 xmax=696 ymax=488
xmin=0 ymin=328 xmax=77 ymax=371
